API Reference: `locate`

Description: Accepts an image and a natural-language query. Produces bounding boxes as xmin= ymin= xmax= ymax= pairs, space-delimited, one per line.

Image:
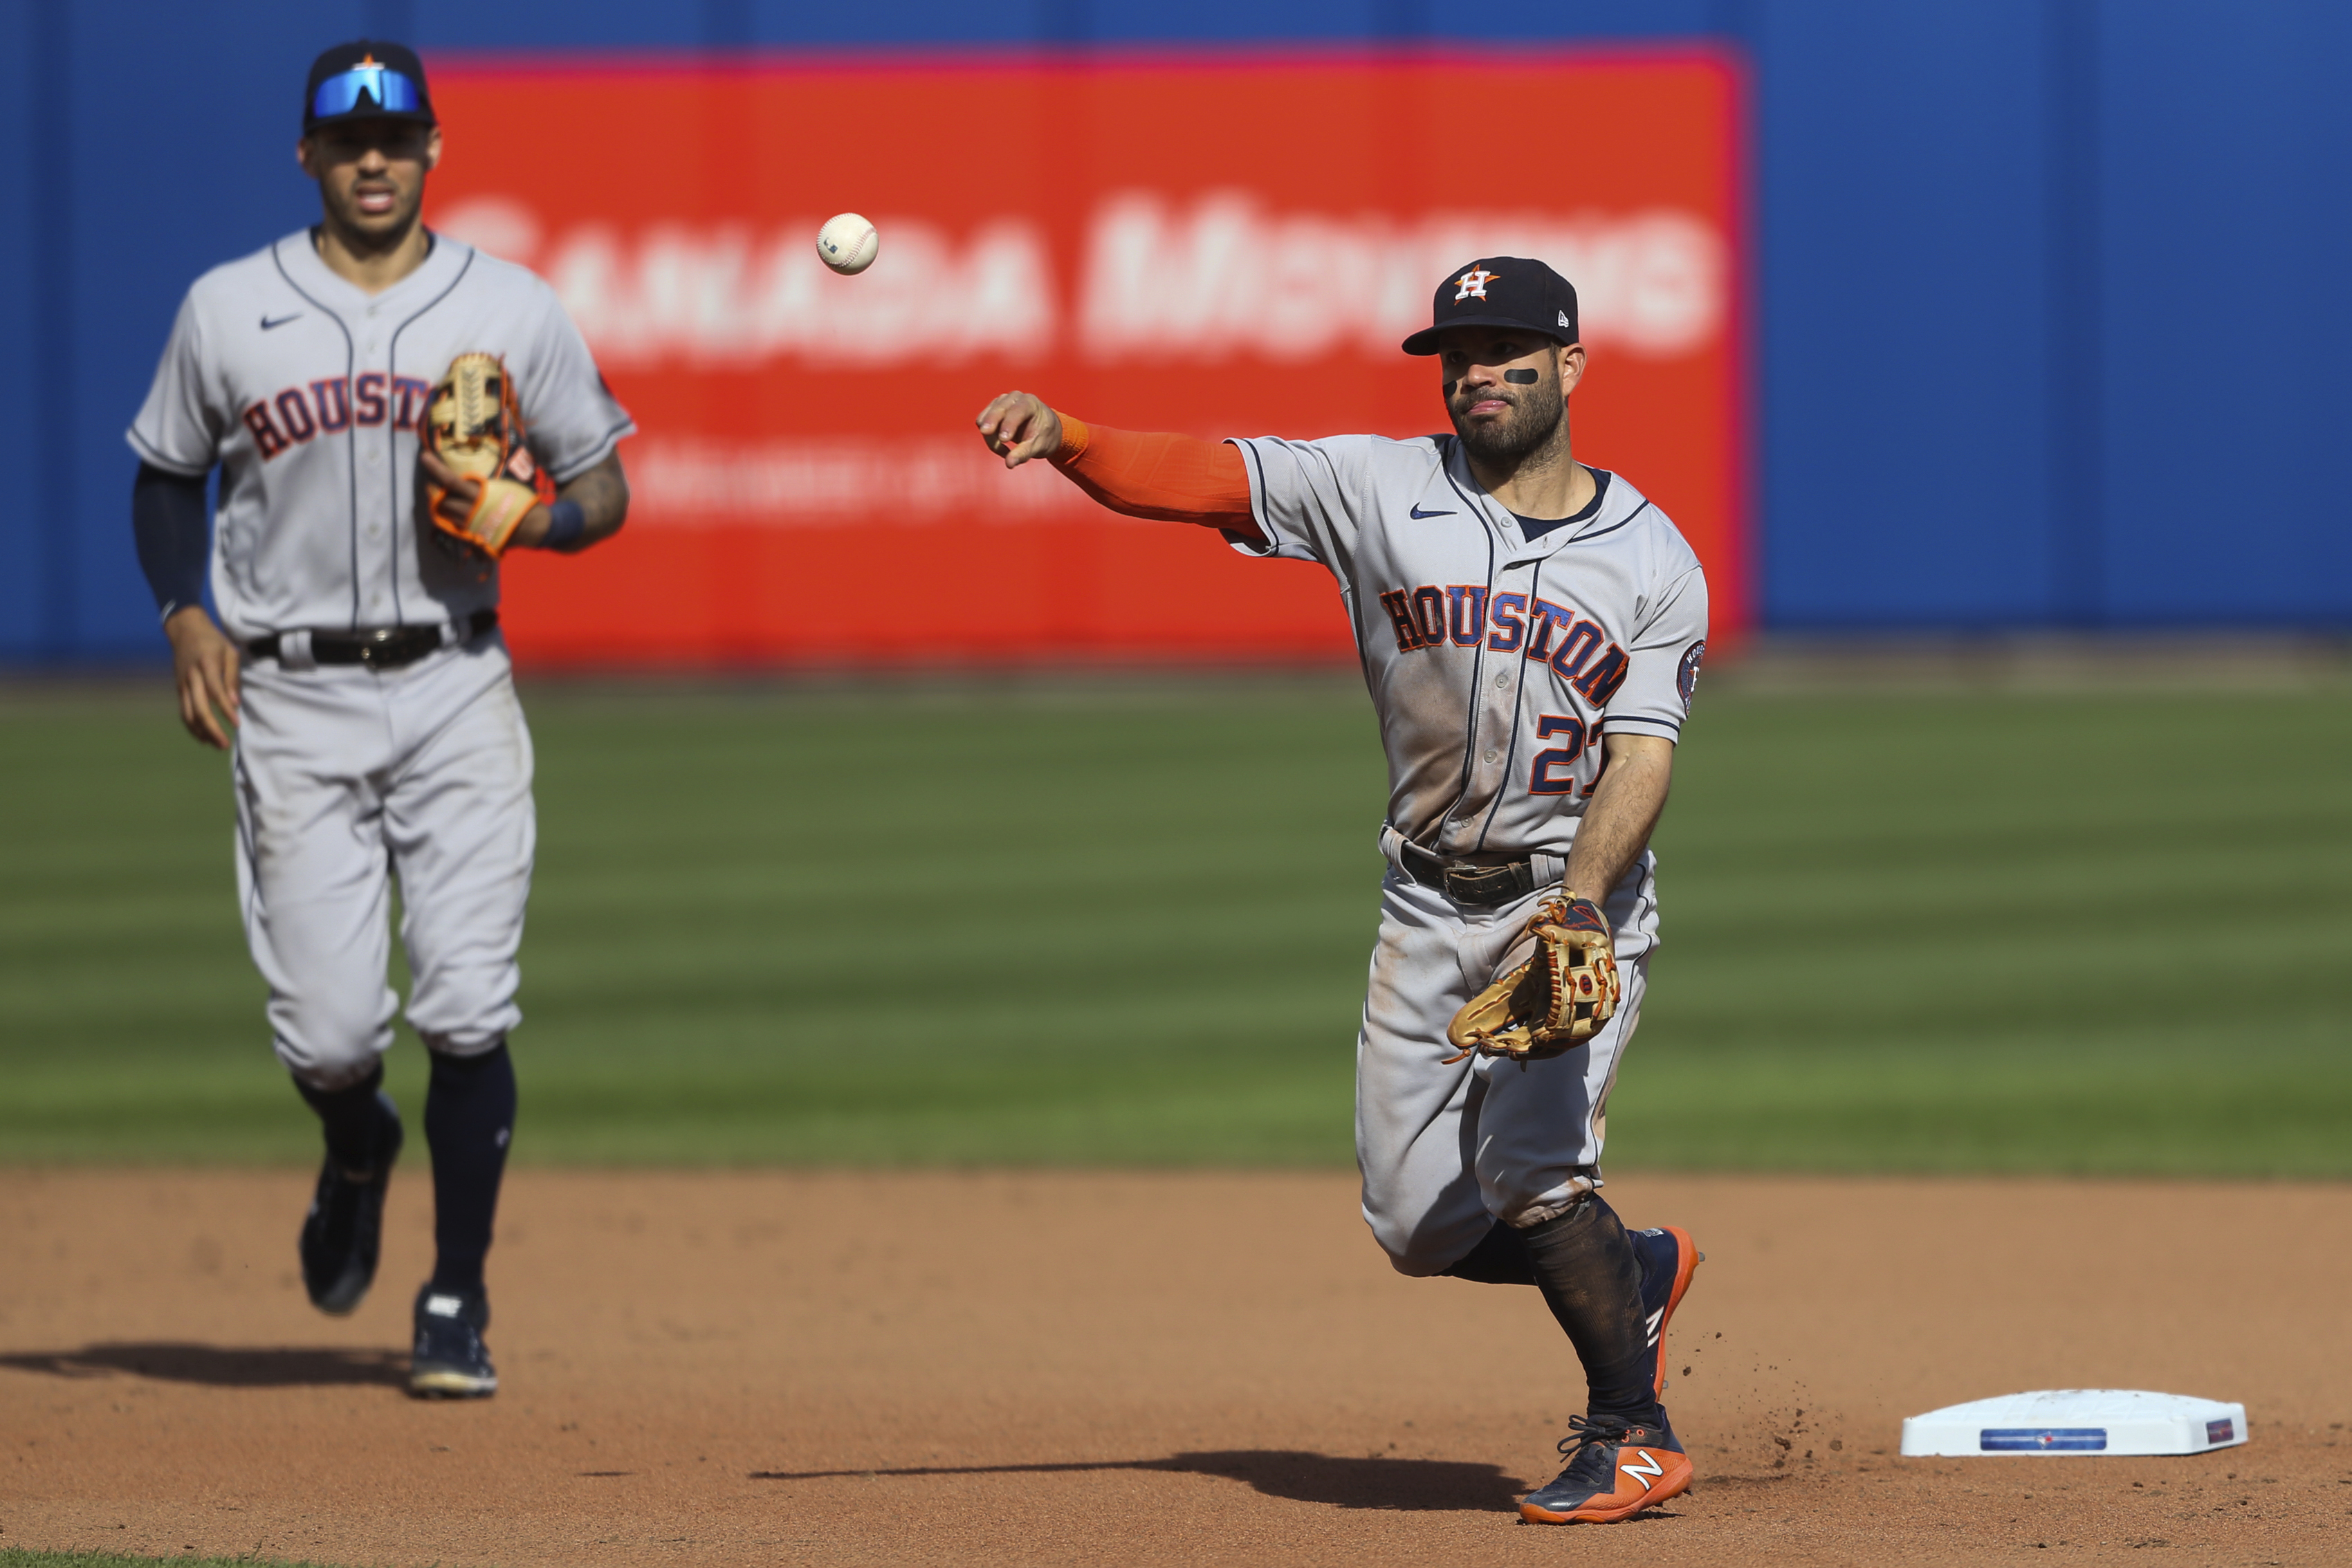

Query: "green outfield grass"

xmin=3 ymin=673 xmax=2348 ymax=1176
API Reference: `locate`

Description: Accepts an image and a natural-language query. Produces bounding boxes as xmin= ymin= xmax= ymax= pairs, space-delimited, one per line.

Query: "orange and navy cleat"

xmin=1630 ymin=1224 xmax=1704 ymax=1399
xmin=1519 ymin=1411 xmax=1693 ymax=1524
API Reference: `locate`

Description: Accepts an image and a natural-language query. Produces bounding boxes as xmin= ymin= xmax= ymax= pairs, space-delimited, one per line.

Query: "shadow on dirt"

xmin=0 ymin=1343 xmax=407 ymax=1388
xmin=749 ymin=1450 xmax=1529 ymax=1512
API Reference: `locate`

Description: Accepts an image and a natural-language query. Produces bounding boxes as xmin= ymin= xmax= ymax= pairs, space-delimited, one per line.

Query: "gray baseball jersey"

xmin=127 ymin=230 xmax=633 ymax=640
xmin=1229 ymin=433 xmax=1708 ymax=860
xmin=1223 ymin=432 xmax=1707 ymax=1264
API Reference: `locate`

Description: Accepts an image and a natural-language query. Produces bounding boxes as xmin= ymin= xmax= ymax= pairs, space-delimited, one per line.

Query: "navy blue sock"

xmin=1439 ymin=1220 xmax=1539 ymax=1286
xmin=294 ymin=1062 xmax=392 ymax=1173
xmin=424 ymin=1042 xmax=515 ymax=1298
xmin=1518 ymin=1194 xmax=1657 ymax=1426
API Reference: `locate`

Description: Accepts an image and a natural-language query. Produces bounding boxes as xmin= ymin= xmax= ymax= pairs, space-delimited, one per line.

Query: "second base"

xmin=1900 ymin=1389 xmax=2248 ymax=1457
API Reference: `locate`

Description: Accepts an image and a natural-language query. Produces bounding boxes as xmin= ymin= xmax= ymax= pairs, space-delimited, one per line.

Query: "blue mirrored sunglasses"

xmin=311 ymin=63 xmax=423 ymax=120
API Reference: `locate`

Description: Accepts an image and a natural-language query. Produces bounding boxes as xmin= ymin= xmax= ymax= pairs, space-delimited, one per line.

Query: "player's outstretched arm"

xmin=420 ymin=450 xmax=630 ymax=553
xmin=975 ymin=391 xmax=1261 ymax=539
xmin=1561 ymin=734 xmax=1675 ymax=906
xmin=163 ymin=606 xmax=241 ymax=750
xmin=976 ymin=391 xmax=1063 ymax=468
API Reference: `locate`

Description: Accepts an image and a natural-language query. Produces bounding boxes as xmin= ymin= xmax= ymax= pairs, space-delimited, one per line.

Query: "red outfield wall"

xmin=423 ymin=53 xmax=1748 ymax=667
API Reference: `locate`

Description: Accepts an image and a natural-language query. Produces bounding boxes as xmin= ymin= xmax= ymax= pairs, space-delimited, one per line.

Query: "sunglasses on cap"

xmin=311 ymin=62 xmax=423 ymax=121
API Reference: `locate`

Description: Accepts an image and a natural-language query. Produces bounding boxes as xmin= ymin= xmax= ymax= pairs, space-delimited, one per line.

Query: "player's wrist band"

xmin=541 ymin=499 xmax=585 ymax=550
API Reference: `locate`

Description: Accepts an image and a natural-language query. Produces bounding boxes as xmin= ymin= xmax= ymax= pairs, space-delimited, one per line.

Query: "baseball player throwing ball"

xmin=127 ymin=41 xmax=633 ymax=1397
xmin=977 ymin=258 xmax=1707 ymax=1524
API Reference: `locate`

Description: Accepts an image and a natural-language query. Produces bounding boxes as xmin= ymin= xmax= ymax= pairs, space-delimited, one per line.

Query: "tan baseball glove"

xmin=422 ymin=353 xmax=555 ymax=557
xmin=1443 ymin=893 xmax=1622 ymax=1063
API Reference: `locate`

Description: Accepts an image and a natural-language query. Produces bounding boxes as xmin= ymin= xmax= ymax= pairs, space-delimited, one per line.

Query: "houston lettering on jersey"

xmin=1375 ymin=585 xmax=1632 ymax=705
xmin=239 ymin=373 xmax=432 ymax=459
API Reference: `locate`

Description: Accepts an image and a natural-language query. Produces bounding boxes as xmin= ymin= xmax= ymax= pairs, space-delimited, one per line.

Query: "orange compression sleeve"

xmin=1049 ymin=414 xmax=1260 ymax=535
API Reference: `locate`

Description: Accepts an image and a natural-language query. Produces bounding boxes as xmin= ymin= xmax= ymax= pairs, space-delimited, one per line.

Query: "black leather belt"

xmin=1396 ymin=840 xmax=1540 ymax=906
xmin=248 ymin=609 xmax=498 ymax=670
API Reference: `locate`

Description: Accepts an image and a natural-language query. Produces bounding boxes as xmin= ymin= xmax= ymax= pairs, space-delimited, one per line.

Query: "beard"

xmin=1450 ymin=374 xmax=1566 ymax=467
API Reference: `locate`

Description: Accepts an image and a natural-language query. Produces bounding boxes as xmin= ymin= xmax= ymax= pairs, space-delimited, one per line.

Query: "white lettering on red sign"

xmin=434 ymin=192 xmax=1725 ymax=369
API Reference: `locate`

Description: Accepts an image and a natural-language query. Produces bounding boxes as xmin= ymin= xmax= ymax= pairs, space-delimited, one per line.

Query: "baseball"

xmin=816 ymin=212 xmax=880 ymax=275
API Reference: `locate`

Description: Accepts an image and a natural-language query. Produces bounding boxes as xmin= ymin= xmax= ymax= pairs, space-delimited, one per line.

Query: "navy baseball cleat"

xmin=1520 ymin=1410 xmax=1692 ymax=1524
xmin=410 ymin=1284 xmax=498 ymax=1399
xmin=298 ymin=1091 xmax=402 ymax=1316
xmin=1629 ymin=1224 xmax=1703 ymax=1400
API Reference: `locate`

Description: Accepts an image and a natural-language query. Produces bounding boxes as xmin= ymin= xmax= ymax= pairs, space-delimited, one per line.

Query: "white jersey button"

xmin=1494 ymin=672 xmax=1510 ymax=688
xmin=1483 ymin=748 xmax=1500 ymax=764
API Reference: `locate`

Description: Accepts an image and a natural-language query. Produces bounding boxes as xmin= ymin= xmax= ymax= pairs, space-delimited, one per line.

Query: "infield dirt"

xmin=3 ymin=1170 xmax=2346 ymax=1567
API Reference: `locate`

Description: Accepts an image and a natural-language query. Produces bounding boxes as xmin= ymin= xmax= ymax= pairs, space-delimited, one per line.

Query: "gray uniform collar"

xmin=1428 ymin=437 xmax=1636 ymax=562
xmin=273 ymin=227 xmax=471 ymax=318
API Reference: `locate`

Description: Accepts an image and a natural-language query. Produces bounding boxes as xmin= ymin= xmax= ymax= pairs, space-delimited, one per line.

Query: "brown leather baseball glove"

xmin=422 ymin=353 xmax=555 ymax=557
xmin=1443 ymin=893 xmax=1622 ymax=1063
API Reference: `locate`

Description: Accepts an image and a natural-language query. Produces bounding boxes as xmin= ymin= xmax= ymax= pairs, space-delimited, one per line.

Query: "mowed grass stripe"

xmin=1 ymin=677 xmax=2346 ymax=1174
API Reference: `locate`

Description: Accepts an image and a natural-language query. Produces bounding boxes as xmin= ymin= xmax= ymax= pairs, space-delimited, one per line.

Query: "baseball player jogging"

xmin=977 ymin=258 xmax=1708 ymax=1524
xmin=127 ymin=41 xmax=634 ymax=1398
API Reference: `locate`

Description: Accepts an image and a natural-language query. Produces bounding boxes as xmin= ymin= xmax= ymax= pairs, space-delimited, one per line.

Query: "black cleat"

xmin=298 ymin=1091 xmax=402 ymax=1315
xmin=410 ymin=1284 xmax=498 ymax=1399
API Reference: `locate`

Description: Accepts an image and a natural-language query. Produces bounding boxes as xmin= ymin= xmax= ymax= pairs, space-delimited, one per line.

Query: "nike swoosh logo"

xmin=259 ymin=313 xmax=303 ymax=330
xmin=1408 ymin=504 xmax=1454 ymax=518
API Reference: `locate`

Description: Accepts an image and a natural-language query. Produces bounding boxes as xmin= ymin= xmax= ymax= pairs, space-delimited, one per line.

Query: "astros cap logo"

xmin=1454 ymin=268 xmax=1499 ymax=302
xmin=347 ymin=54 xmax=392 ymax=104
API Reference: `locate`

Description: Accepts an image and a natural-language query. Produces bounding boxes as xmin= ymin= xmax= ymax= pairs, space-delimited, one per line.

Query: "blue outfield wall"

xmin=2 ymin=0 xmax=2347 ymax=663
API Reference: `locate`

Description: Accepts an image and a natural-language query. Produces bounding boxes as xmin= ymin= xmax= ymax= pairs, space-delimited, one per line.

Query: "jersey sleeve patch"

xmin=1677 ymin=638 xmax=1707 ymax=714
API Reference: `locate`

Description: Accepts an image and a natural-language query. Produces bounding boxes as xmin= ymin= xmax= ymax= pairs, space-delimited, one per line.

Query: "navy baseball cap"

xmin=1402 ymin=257 xmax=1580 ymax=356
xmin=304 ymin=41 xmax=434 ymax=132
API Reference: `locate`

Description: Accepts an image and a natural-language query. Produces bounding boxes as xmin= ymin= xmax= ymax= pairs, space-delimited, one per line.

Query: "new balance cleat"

xmin=299 ymin=1091 xmax=403 ymax=1315
xmin=1628 ymin=1224 xmax=1702 ymax=1399
xmin=409 ymin=1284 xmax=498 ymax=1399
xmin=1520 ymin=1411 xmax=1692 ymax=1524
